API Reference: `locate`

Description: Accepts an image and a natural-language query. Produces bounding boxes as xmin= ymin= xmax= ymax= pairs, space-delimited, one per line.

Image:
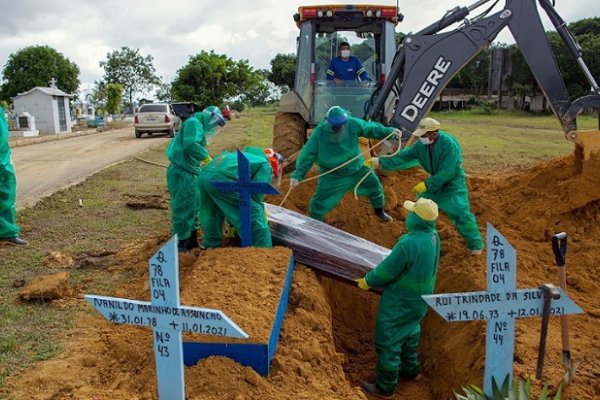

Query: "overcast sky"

xmin=0 ymin=0 xmax=597 ymax=96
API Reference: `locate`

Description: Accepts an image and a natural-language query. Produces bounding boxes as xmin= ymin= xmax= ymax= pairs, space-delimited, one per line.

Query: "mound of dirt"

xmin=4 ymin=245 xmax=366 ymax=400
xmin=274 ymin=150 xmax=600 ymax=399
xmin=42 ymin=251 xmax=75 ymax=269
xmin=19 ymin=271 xmax=72 ymax=301
xmin=4 ymin=150 xmax=600 ymax=399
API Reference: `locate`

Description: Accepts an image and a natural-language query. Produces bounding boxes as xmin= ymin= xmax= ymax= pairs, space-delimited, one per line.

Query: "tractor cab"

xmin=273 ymin=4 xmax=402 ymax=160
xmin=294 ymin=5 xmax=401 ymax=124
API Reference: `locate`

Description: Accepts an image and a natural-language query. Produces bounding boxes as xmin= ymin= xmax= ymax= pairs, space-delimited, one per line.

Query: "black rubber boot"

xmin=186 ymin=230 xmax=199 ymax=249
xmin=0 ymin=237 xmax=28 ymax=246
xmin=374 ymin=208 xmax=393 ymax=223
xmin=177 ymin=240 xmax=189 ymax=253
xmin=360 ymin=382 xmax=394 ymax=399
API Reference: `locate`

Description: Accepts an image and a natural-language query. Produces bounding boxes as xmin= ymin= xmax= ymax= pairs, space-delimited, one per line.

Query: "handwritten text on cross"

xmin=86 ymin=235 xmax=248 ymax=400
xmin=423 ymin=223 xmax=582 ymax=397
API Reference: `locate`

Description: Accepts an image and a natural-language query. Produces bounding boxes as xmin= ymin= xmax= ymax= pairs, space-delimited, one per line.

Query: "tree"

xmin=106 ymin=83 xmax=123 ymax=115
xmin=171 ymin=50 xmax=263 ymax=106
xmin=86 ymin=81 xmax=108 ymax=111
xmin=396 ymin=32 xmax=406 ymax=46
xmin=243 ymin=69 xmax=279 ymax=106
xmin=100 ymin=47 xmax=159 ymax=109
xmin=448 ymin=48 xmax=491 ymax=93
xmin=0 ymin=45 xmax=80 ymax=101
xmin=155 ymin=78 xmax=173 ymax=103
xmin=507 ymin=17 xmax=600 ymax=100
xmin=268 ymin=53 xmax=296 ymax=91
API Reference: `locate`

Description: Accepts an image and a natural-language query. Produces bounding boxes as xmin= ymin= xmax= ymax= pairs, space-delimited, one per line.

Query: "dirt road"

xmin=12 ymin=126 xmax=170 ymax=209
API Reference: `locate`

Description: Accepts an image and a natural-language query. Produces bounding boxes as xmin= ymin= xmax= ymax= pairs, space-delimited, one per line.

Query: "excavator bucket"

xmin=562 ymin=129 xmax=600 ymax=211
xmin=570 ymin=129 xmax=600 ymax=173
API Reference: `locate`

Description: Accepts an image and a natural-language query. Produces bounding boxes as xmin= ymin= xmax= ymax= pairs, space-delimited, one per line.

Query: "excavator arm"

xmin=368 ymin=0 xmax=600 ymax=142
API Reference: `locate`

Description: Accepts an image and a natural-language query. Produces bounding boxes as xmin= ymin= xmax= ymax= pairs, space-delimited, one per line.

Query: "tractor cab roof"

xmin=294 ymin=4 xmax=402 ymax=32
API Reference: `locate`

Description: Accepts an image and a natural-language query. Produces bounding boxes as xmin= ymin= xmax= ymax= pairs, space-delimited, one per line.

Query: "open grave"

xmin=3 ymin=150 xmax=600 ymax=399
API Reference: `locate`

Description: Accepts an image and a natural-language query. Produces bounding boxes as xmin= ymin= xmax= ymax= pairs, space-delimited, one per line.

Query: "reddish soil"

xmin=4 ymin=150 xmax=600 ymax=399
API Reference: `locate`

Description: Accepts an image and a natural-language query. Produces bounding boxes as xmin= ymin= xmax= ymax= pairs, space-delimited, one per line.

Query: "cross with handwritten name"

xmin=423 ymin=223 xmax=582 ymax=397
xmin=86 ymin=235 xmax=248 ymax=399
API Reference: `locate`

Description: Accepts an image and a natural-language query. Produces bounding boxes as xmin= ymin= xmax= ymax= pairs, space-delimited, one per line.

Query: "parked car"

xmin=134 ymin=103 xmax=181 ymax=138
xmin=171 ymin=102 xmax=202 ymax=122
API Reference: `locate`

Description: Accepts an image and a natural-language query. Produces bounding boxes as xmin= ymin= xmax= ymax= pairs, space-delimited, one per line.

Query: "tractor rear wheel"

xmin=272 ymin=112 xmax=306 ymax=171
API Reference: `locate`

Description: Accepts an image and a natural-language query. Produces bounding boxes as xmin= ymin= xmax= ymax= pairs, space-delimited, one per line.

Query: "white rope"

xmin=352 ymin=129 xmax=405 ymax=199
xmin=278 ymin=129 xmax=401 ymax=207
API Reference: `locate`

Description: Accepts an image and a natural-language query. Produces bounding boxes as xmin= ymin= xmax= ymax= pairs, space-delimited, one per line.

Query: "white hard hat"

xmin=403 ymin=198 xmax=439 ymax=221
xmin=412 ymin=117 xmax=441 ymax=137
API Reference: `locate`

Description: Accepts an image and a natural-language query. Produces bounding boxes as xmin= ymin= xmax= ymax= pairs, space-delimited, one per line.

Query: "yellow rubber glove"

xmin=355 ymin=277 xmax=370 ymax=291
xmin=413 ymin=181 xmax=427 ymax=194
xmin=363 ymin=157 xmax=379 ymax=169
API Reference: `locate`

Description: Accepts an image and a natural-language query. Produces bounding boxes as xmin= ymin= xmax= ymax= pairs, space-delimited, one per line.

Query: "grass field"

xmin=0 ymin=105 xmax=596 ymax=391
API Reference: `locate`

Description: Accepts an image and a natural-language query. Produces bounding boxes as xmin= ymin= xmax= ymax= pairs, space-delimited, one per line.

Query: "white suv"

xmin=134 ymin=103 xmax=182 ymax=138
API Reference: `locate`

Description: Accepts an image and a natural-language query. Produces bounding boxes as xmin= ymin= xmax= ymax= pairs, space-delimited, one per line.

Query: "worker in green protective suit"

xmin=0 ymin=107 xmax=28 ymax=246
xmin=371 ymin=117 xmax=483 ymax=254
xmin=356 ymin=197 xmax=440 ymax=398
xmin=166 ymin=105 xmax=225 ymax=252
xmin=289 ymin=106 xmax=395 ymax=222
xmin=198 ymin=147 xmax=274 ymax=248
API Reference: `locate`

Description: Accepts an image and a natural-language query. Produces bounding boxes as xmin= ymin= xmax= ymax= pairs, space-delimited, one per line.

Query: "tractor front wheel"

xmin=272 ymin=112 xmax=306 ymax=172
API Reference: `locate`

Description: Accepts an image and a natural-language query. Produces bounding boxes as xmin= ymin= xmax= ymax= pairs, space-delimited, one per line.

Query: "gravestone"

xmin=212 ymin=150 xmax=279 ymax=246
xmin=9 ymin=111 xmax=39 ymax=137
xmin=423 ymin=223 xmax=582 ymax=396
xmin=86 ymin=235 xmax=248 ymax=399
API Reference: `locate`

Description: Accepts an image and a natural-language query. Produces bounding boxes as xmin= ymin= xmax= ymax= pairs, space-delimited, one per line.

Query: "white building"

xmin=11 ymin=79 xmax=74 ymax=134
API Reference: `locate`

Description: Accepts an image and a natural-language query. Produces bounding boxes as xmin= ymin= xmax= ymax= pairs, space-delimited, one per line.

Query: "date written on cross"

xmin=88 ymin=296 xmax=247 ymax=339
xmin=432 ymin=287 xmax=579 ymax=322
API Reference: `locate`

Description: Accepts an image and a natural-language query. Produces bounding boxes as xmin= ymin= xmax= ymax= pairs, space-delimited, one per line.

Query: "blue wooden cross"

xmin=86 ymin=235 xmax=248 ymax=400
xmin=211 ymin=150 xmax=279 ymax=247
xmin=423 ymin=223 xmax=582 ymax=397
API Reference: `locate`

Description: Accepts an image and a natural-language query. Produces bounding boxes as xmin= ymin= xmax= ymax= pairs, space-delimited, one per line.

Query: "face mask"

xmin=420 ymin=137 xmax=433 ymax=145
xmin=341 ymin=50 xmax=351 ymax=58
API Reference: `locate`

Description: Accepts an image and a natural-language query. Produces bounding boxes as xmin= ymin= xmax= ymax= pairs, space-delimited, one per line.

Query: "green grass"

xmin=0 ymin=105 xmax=595 ymax=391
xmin=238 ymin=106 xmax=276 ymax=148
xmin=0 ymin=107 xmax=276 ymax=390
xmin=427 ymin=109 xmax=597 ymax=171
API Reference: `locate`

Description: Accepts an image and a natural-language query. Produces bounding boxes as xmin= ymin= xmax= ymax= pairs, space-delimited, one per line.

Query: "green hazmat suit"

xmin=198 ymin=148 xmax=273 ymax=248
xmin=380 ymin=131 xmax=483 ymax=251
xmin=290 ymin=116 xmax=394 ymax=221
xmin=165 ymin=111 xmax=213 ymax=241
xmin=365 ymin=211 xmax=441 ymax=393
xmin=0 ymin=107 xmax=20 ymax=239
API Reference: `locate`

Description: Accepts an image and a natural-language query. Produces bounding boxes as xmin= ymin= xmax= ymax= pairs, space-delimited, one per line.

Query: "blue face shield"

xmin=210 ymin=112 xmax=226 ymax=128
xmin=204 ymin=111 xmax=226 ymax=135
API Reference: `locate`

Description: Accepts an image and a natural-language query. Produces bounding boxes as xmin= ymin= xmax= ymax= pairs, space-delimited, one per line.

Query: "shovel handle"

xmin=552 ymin=232 xmax=567 ymax=267
xmin=552 ymin=233 xmax=572 ymax=358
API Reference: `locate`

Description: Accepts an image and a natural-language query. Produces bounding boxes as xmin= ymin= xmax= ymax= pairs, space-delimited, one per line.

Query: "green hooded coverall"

xmin=198 ymin=148 xmax=273 ymax=248
xmin=380 ymin=131 xmax=483 ymax=251
xmin=290 ymin=116 xmax=394 ymax=221
xmin=165 ymin=111 xmax=213 ymax=241
xmin=0 ymin=107 xmax=20 ymax=239
xmin=365 ymin=211 xmax=441 ymax=393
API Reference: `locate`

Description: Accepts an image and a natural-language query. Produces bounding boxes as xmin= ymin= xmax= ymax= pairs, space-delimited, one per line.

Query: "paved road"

xmin=12 ymin=126 xmax=170 ymax=209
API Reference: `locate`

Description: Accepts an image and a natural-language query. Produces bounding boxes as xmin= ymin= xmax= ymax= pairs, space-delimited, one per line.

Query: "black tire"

xmin=168 ymin=127 xmax=175 ymax=138
xmin=135 ymin=130 xmax=142 ymax=138
xmin=272 ymin=112 xmax=306 ymax=172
